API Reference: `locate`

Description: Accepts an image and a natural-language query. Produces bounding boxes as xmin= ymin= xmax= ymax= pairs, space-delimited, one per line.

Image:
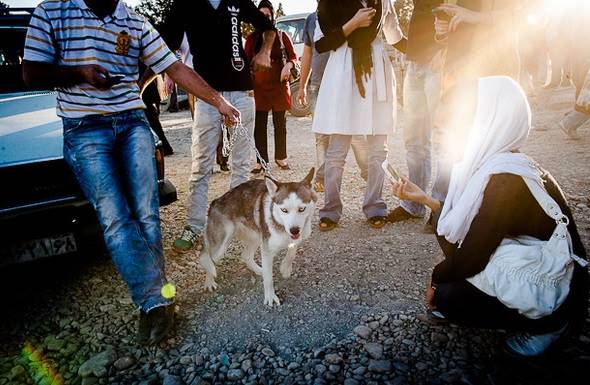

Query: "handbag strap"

xmin=278 ymin=30 xmax=287 ymax=64
xmin=523 ymin=177 xmax=588 ymax=268
xmin=523 ymin=178 xmax=568 ymax=225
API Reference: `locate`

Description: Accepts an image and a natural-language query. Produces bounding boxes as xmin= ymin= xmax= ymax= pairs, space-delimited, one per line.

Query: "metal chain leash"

xmin=221 ymin=119 xmax=276 ymax=180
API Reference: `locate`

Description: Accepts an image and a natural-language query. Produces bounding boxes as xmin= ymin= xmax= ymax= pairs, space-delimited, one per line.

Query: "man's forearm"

xmin=300 ymin=46 xmax=312 ymax=89
xmin=165 ymin=62 xmax=223 ymax=109
xmin=259 ymin=30 xmax=277 ymax=54
xmin=23 ymin=61 xmax=83 ymax=89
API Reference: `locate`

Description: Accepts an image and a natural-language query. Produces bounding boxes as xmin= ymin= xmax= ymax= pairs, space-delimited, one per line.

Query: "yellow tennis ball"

xmin=161 ymin=283 xmax=176 ymax=299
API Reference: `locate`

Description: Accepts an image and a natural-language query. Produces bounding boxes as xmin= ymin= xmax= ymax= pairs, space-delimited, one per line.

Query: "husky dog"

xmin=199 ymin=168 xmax=317 ymax=306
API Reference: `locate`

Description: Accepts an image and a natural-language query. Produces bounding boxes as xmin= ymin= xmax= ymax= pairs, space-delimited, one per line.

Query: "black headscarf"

xmin=318 ymin=0 xmax=383 ymax=98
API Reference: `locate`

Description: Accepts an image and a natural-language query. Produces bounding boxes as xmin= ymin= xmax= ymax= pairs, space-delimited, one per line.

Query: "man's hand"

xmin=297 ymin=85 xmax=308 ymax=107
xmin=438 ymin=4 xmax=483 ymax=32
xmin=252 ymin=29 xmax=276 ymax=72
xmin=75 ymin=64 xmax=113 ymax=90
xmin=164 ymin=74 xmax=175 ymax=95
xmin=352 ymin=7 xmax=377 ymax=29
xmin=252 ymin=50 xmax=272 ymax=72
xmin=217 ymin=97 xmax=240 ymax=127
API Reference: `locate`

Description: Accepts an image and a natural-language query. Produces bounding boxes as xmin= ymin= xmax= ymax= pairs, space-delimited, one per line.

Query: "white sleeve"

xmin=313 ymin=19 xmax=324 ymax=43
xmin=382 ymin=0 xmax=403 ymax=45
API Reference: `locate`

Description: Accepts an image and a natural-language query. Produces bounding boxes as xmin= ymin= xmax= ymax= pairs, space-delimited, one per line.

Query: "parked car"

xmin=276 ymin=12 xmax=312 ymax=117
xmin=0 ymin=8 xmax=177 ymax=267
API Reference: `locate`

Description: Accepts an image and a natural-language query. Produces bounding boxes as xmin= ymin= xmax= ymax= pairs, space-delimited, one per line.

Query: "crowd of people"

xmin=21 ymin=0 xmax=588 ymax=359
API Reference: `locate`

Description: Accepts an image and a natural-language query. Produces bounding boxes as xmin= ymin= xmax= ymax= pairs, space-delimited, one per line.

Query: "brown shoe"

xmin=387 ymin=206 xmax=420 ymax=223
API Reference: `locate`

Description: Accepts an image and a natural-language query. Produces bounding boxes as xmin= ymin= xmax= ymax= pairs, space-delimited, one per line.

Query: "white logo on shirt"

xmin=228 ymin=6 xmax=244 ymax=72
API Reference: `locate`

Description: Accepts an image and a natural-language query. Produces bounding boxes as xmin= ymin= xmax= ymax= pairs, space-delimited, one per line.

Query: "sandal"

xmin=319 ymin=217 xmax=337 ymax=232
xmin=368 ymin=216 xmax=388 ymax=229
xmin=275 ymin=160 xmax=291 ymax=170
xmin=251 ymin=165 xmax=263 ymax=174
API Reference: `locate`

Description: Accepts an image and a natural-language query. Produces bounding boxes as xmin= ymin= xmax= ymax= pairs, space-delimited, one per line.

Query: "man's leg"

xmin=185 ymin=99 xmax=221 ymax=236
xmin=400 ymin=63 xmax=430 ymax=218
xmin=118 ymin=111 xmax=165 ymax=273
xmin=228 ymin=91 xmax=255 ymax=188
xmin=362 ymin=135 xmax=388 ymax=219
xmin=319 ymin=134 xmax=352 ymax=223
xmin=63 ymin=114 xmax=170 ymax=312
xmin=350 ymin=135 xmax=369 ymax=182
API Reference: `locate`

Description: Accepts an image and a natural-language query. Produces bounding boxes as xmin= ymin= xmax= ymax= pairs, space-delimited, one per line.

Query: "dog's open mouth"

xmin=290 ymin=234 xmax=300 ymax=240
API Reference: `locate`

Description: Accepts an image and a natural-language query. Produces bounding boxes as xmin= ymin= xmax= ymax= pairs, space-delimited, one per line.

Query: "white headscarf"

xmin=437 ymin=76 xmax=543 ymax=245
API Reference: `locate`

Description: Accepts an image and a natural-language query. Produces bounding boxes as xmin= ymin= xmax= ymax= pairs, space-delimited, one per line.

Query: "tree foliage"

xmin=135 ymin=0 xmax=172 ymax=26
xmin=276 ymin=2 xmax=285 ymax=18
xmin=394 ymin=0 xmax=414 ymax=36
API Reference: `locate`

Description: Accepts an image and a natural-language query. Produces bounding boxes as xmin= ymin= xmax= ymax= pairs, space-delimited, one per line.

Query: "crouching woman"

xmin=391 ymin=76 xmax=588 ymax=357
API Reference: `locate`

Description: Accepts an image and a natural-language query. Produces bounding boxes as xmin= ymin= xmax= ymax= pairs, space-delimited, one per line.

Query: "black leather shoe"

xmin=147 ymin=304 xmax=176 ymax=345
xmin=136 ymin=310 xmax=151 ymax=345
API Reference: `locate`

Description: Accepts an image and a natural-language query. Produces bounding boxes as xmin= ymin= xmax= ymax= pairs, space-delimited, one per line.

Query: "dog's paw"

xmin=204 ymin=276 xmax=218 ymax=292
xmin=263 ymin=292 xmax=281 ymax=307
xmin=250 ymin=264 xmax=263 ymax=276
xmin=280 ymin=261 xmax=293 ymax=279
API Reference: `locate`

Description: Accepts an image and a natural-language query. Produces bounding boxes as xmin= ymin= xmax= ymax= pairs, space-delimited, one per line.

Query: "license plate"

xmin=9 ymin=233 xmax=77 ymax=263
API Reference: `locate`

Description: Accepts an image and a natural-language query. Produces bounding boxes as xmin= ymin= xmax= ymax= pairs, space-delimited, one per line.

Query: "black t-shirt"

xmin=405 ymin=0 xmax=440 ymax=64
xmin=444 ymin=0 xmax=484 ymax=73
xmin=163 ymin=0 xmax=275 ymax=91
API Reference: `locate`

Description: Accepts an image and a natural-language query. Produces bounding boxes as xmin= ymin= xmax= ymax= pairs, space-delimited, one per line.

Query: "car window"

xmin=276 ymin=18 xmax=305 ymax=45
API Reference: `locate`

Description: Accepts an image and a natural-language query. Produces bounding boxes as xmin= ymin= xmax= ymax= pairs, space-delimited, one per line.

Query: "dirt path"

xmin=0 ymin=86 xmax=588 ymax=385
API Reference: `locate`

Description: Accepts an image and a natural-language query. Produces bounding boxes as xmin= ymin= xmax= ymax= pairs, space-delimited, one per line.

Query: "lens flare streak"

xmin=21 ymin=341 xmax=65 ymax=385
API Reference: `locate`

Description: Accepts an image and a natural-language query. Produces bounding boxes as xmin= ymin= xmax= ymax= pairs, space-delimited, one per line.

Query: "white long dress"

xmin=312 ymin=0 xmax=403 ymax=136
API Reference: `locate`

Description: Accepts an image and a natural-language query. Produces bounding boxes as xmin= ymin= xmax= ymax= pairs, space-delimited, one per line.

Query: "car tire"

xmin=289 ymin=81 xmax=312 ymax=117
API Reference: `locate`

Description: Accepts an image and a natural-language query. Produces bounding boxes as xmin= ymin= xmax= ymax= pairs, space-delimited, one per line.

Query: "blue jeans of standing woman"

xmin=62 ymin=109 xmax=171 ymax=312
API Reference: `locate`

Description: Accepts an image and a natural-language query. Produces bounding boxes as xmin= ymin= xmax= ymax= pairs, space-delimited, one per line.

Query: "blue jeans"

xmin=62 ymin=109 xmax=170 ymax=312
xmin=401 ymin=62 xmax=442 ymax=217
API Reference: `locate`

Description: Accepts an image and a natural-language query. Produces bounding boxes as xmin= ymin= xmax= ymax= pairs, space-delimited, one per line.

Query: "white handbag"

xmin=467 ymin=178 xmax=588 ymax=319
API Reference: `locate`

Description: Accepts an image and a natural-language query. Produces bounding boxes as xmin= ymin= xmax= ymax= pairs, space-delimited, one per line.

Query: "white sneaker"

xmin=505 ymin=324 xmax=568 ymax=357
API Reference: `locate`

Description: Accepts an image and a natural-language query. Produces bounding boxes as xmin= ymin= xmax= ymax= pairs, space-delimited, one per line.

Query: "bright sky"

xmin=5 ymin=0 xmax=317 ymax=15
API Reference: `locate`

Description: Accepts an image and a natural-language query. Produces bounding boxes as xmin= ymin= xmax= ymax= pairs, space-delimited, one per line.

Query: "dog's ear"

xmin=265 ymin=176 xmax=279 ymax=196
xmin=302 ymin=167 xmax=315 ymax=187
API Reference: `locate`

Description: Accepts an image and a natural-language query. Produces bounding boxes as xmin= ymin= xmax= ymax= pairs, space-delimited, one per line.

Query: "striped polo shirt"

xmin=23 ymin=0 xmax=178 ymax=118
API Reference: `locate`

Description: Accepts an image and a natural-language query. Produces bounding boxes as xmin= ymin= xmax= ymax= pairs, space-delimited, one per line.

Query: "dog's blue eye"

xmin=281 ymin=208 xmax=288 ymax=213
xmin=298 ymin=207 xmax=306 ymax=212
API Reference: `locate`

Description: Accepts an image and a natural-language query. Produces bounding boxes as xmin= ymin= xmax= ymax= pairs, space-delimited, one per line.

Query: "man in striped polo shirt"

xmin=23 ymin=0 xmax=239 ymax=345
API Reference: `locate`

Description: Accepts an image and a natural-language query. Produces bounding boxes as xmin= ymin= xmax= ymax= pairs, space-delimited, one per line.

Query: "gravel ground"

xmin=0 ymin=86 xmax=589 ymax=385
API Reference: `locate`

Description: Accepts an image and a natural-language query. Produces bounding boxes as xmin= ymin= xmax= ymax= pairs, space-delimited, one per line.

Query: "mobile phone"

xmin=432 ymin=7 xmax=450 ymax=22
xmin=381 ymin=159 xmax=400 ymax=183
xmin=108 ymin=75 xmax=125 ymax=85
